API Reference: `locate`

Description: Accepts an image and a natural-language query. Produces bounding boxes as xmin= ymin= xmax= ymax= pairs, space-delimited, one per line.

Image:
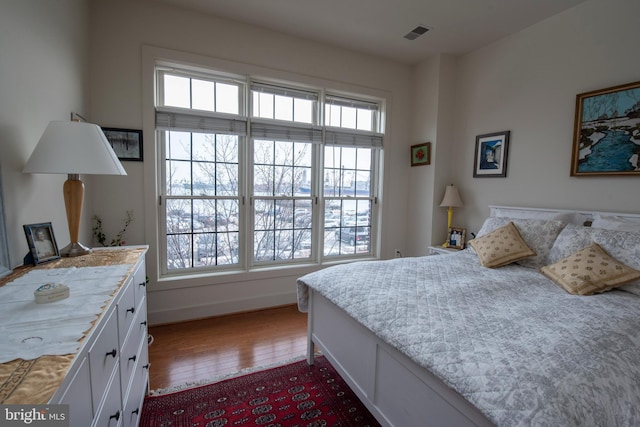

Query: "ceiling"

xmin=151 ymin=0 xmax=587 ymax=64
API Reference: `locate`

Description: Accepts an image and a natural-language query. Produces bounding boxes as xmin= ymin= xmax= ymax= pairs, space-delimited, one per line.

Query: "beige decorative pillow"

xmin=469 ymin=221 xmax=536 ymax=268
xmin=541 ymin=243 xmax=640 ymax=296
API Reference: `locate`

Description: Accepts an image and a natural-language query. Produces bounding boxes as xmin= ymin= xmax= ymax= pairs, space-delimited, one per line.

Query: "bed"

xmin=297 ymin=206 xmax=640 ymax=427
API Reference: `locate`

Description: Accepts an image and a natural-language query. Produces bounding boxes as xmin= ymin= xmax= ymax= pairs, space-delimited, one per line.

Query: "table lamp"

xmin=439 ymin=184 xmax=463 ymax=247
xmin=23 ymin=120 xmax=127 ymax=257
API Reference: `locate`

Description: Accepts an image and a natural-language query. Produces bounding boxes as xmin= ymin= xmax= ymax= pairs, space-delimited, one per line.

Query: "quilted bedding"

xmin=297 ymin=250 xmax=640 ymax=427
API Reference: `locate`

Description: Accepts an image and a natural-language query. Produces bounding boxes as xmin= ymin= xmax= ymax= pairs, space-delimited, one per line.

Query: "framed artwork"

xmin=411 ymin=142 xmax=431 ymax=166
xmin=571 ymin=80 xmax=640 ymax=176
xmin=473 ymin=131 xmax=510 ymax=177
xmin=102 ymin=127 xmax=143 ymax=161
xmin=447 ymin=227 xmax=466 ymax=250
xmin=0 ymin=164 xmax=9 ymax=278
xmin=23 ymin=222 xmax=60 ymax=265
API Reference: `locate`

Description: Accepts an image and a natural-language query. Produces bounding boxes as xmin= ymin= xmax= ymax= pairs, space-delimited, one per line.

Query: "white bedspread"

xmin=297 ymin=251 xmax=640 ymax=427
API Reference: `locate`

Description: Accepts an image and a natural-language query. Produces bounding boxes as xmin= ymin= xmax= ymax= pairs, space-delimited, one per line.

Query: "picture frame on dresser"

xmin=473 ymin=131 xmax=510 ymax=177
xmin=447 ymin=227 xmax=466 ymax=250
xmin=23 ymin=222 xmax=60 ymax=265
xmin=571 ymin=80 xmax=640 ymax=176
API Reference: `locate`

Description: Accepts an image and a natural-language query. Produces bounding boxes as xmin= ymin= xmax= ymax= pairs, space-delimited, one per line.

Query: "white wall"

xmin=419 ymin=0 xmax=640 ymax=239
xmin=0 ymin=0 xmax=90 ymax=268
xmin=407 ymin=58 xmax=439 ymax=255
xmin=88 ymin=0 xmax=413 ymax=324
xmin=409 ymin=54 xmax=466 ymax=254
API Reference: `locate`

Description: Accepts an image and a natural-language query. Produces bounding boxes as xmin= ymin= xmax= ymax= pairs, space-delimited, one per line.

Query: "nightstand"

xmin=428 ymin=246 xmax=460 ymax=255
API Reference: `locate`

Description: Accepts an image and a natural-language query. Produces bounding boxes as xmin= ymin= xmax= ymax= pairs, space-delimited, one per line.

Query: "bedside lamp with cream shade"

xmin=439 ymin=184 xmax=464 ymax=246
xmin=23 ymin=120 xmax=127 ymax=257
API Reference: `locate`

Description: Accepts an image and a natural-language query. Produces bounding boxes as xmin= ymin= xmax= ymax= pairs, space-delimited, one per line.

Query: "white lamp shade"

xmin=23 ymin=121 xmax=127 ymax=175
xmin=439 ymin=184 xmax=463 ymax=208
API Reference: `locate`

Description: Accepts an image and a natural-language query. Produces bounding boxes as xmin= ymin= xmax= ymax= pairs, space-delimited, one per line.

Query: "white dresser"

xmin=1 ymin=247 xmax=150 ymax=427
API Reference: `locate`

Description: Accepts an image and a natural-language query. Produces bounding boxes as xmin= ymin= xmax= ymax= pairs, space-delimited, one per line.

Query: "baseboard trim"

xmin=147 ymin=291 xmax=298 ymax=325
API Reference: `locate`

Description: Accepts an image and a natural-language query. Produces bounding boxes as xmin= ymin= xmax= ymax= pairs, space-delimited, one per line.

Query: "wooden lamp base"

xmin=61 ymin=174 xmax=91 ymax=257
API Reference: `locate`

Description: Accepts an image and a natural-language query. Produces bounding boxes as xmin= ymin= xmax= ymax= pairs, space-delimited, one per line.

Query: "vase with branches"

xmin=93 ymin=210 xmax=134 ymax=247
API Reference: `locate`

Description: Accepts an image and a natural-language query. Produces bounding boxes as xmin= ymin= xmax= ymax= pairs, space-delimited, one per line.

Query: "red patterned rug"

xmin=140 ymin=356 xmax=381 ymax=427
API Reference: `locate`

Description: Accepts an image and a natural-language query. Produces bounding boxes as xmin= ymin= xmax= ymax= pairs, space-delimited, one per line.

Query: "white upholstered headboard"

xmin=488 ymin=205 xmax=640 ymax=227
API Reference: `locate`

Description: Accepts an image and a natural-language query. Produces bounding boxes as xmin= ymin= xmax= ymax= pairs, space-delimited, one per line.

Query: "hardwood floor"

xmin=147 ymin=304 xmax=308 ymax=390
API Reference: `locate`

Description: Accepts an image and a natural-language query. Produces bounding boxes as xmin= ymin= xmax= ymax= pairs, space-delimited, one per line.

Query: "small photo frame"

xmin=473 ymin=131 xmax=510 ymax=177
xmin=447 ymin=227 xmax=466 ymax=250
xmin=410 ymin=142 xmax=431 ymax=166
xmin=102 ymin=127 xmax=143 ymax=161
xmin=24 ymin=223 xmax=60 ymax=264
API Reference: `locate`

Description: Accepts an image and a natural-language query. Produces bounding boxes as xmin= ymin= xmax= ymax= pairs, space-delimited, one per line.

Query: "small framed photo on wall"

xmin=102 ymin=127 xmax=143 ymax=161
xmin=23 ymin=222 xmax=60 ymax=264
xmin=447 ymin=227 xmax=466 ymax=250
xmin=410 ymin=142 xmax=431 ymax=166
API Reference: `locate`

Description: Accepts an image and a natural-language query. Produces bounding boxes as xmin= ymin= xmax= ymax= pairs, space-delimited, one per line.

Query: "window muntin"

xmin=251 ymin=83 xmax=317 ymax=125
xmin=325 ymin=95 xmax=379 ymax=132
xmin=163 ymin=130 xmax=241 ymax=270
xmin=161 ymin=71 xmax=241 ymax=115
xmin=156 ymin=66 xmax=383 ymax=275
xmin=323 ymin=145 xmax=373 ymax=256
xmin=253 ymin=139 xmax=313 ymax=263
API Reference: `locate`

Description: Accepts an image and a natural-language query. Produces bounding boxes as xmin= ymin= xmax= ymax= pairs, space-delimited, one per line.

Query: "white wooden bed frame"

xmin=305 ymin=206 xmax=640 ymax=427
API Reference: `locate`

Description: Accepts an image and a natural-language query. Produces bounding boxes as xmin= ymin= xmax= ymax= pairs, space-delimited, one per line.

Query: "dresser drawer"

xmin=120 ymin=301 xmax=147 ymax=392
xmin=122 ymin=338 xmax=149 ymax=427
xmin=92 ymin=367 xmax=122 ymax=427
xmin=89 ymin=308 xmax=119 ymax=407
xmin=132 ymin=262 xmax=147 ymax=310
xmin=59 ymin=356 xmax=93 ymax=427
xmin=117 ymin=278 xmax=137 ymax=346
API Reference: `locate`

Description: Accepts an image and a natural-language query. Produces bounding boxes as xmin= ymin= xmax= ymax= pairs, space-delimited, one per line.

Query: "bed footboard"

xmin=307 ymin=289 xmax=494 ymax=427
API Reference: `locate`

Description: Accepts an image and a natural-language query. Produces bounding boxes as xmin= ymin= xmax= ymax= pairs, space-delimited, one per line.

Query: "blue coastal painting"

xmin=573 ymin=82 xmax=640 ymax=175
xmin=479 ymin=139 xmax=502 ymax=170
xmin=474 ymin=131 xmax=510 ymax=177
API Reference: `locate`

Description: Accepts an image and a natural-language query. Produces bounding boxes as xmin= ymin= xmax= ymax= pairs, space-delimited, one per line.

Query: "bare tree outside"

xmin=157 ymin=67 xmax=382 ymax=273
xmin=253 ymin=139 xmax=313 ymax=262
xmin=165 ymin=131 xmax=240 ymax=269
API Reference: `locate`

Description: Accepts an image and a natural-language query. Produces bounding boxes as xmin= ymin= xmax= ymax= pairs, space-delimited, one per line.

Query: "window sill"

xmin=152 ymin=256 xmax=378 ymax=292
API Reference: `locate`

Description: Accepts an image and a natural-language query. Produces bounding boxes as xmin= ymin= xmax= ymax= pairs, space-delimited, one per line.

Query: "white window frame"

xmin=144 ymin=49 xmax=386 ymax=282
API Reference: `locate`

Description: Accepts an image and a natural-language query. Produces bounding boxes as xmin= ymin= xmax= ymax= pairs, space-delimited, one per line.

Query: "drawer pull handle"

xmin=129 ymin=355 xmax=137 ymax=362
xmin=127 ymin=307 xmax=135 ymax=314
xmin=110 ymin=411 xmax=120 ymax=421
xmin=141 ymin=321 xmax=147 ymax=326
xmin=143 ymin=364 xmax=150 ymax=370
xmin=106 ymin=349 xmax=117 ymax=358
xmin=132 ymin=408 xmax=139 ymax=416
xmin=138 ymin=281 xmax=146 ymax=287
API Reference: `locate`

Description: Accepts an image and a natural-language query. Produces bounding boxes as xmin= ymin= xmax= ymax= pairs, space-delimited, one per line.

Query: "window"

xmin=323 ymin=145 xmax=374 ymax=256
xmin=250 ymin=83 xmax=320 ymax=264
xmin=155 ymin=65 xmax=384 ymax=275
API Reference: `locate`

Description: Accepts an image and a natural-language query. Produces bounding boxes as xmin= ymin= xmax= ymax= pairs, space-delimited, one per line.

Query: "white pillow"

xmin=591 ymin=214 xmax=640 ymax=232
xmin=491 ymin=208 xmax=586 ymax=225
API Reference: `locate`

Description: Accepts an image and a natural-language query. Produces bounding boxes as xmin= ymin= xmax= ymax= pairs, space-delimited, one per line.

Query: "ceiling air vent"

xmin=403 ymin=25 xmax=430 ymax=41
